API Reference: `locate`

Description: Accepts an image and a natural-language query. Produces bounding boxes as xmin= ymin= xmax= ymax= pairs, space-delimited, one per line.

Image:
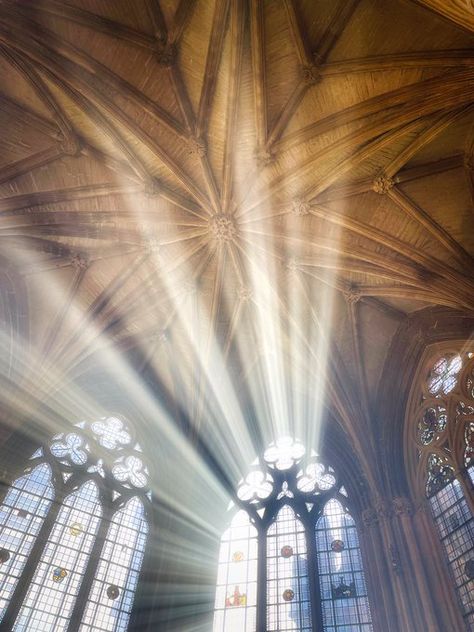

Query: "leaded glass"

xmin=429 ymin=470 xmax=474 ymax=624
xmin=79 ymin=497 xmax=149 ymax=632
xmin=0 ymin=464 xmax=54 ymax=621
xmin=428 ymin=355 xmax=462 ymax=396
xmin=267 ymin=506 xmax=311 ymax=631
xmin=214 ymin=439 xmax=373 ymax=632
xmin=316 ymin=499 xmax=373 ymax=632
xmin=0 ymin=416 xmax=150 ymax=632
xmin=410 ymin=348 xmax=474 ymax=630
xmin=214 ymin=510 xmax=258 ymax=632
xmin=13 ymin=481 xmax=102 ymax=631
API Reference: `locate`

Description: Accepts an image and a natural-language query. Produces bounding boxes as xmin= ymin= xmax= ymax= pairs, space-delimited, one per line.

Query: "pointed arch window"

xmin=409 ymin=350 xmax=474 ymax=630
xmin=0 ymin=416 xmax=150 ymax=632
xmin=213 ymin=437 xmax=373 ymax=631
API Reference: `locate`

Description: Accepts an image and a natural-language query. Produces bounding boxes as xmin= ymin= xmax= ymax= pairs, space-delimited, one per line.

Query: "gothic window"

xmin=213 ymin=437 xmax=373 ymax=632
xmin=0 ymin=417 xmax=150 ymax=632
xmin=410 ymin=350 xmax=474 ymax=630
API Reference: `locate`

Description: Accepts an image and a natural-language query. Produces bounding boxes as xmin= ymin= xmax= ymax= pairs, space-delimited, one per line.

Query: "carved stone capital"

xmin=392 ymin=496 xmax=413 ymax=516
xmin=372 ymin=174 xmax=395 ymax=195
xmin=375 ymin=498 xmax=393 ymax=522
xmin=361 ymin=506 xmax=378 ymax=527
xmin=188 ymin=137 xmax=207 ymax=157
xmin=70 ymin=252 xmax=89 ymax=270
xmin=301 ymin=64 xmax=320 ymax=85
xmin=290 ymin=198 xmax=311 ymax=216
xmin=208 ymin=214 xmax=237 ymax=242
xmin=155 ymin=41 xmax=177 ymax=66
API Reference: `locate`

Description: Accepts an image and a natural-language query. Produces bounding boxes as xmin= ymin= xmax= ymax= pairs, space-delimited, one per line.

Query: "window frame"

xmin=214 ymin=442 xmax=373 ymax=632
xmin=404 ymin=343 xmax=474 ymax=630
xmin=0 ymin=414 xmax=153 ymax=632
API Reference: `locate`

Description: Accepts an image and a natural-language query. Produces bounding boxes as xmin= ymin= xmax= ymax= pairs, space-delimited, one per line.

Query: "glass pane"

xmin=267 ymin=505 xmax=312 ymax=632
xmin=315 ymin=499 xmax=373 ymax=631
xmin=79 ymin=496 xmax=148 ymax=632
xmin=430 ymin=473 xmax=474 ymax=623
xmin=13 ymin=481 xmax=102 ymax=632
xmin=0 ymin=464 xmax=54 ymax=622
xmin=213 ymin=510 xmax=258 ymax=632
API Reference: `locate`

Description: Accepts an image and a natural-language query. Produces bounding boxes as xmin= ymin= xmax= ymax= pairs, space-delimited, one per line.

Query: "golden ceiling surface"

xmin=1 ymin=0 xmax=473 ymax=466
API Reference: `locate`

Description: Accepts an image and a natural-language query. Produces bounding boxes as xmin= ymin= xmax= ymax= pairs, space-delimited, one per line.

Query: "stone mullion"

xmin=358 ymin=513 xmax=395 ymax=632
xmin=371 ymin=503 xmax=414 ymax=631
xmin=391 ymin=498 xmax=441 ymax=631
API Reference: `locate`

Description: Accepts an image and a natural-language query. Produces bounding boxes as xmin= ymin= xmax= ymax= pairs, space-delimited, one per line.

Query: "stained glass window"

xmin=214 ymin=510 xmax=258 ymax=631
xmin=0 ymin=464 xmax=54 ymax=621
xmin=410 ymin=350 xmax=474 ymax=630
xmin=267 ymin=506 xmax=311 ymax=631
xmin=0 ymin=416 xmax=150 ymax=632
xmin=316 ymin=499 xmax=373 ymax=632
xmin=213 ymin=437 xmax=373 ymax=632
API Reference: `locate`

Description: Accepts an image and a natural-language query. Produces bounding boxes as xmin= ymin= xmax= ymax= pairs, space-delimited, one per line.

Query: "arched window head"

xmin=0 ymin=416 xmax=150 ymax=632
xmin=214 ymin=437 xmax=373 ymax=632
xmin=407 ymin=348 xmax=474 ymax=629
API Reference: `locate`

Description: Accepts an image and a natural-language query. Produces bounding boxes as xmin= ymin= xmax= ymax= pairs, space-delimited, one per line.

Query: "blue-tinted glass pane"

xmin=13 ymin=481 xmax=102 ymax=632
xmin=79 ymin=497 xmax=148 ymax=632
xmin=0 ymin=464 xmax=54 ymax=622
xmin=213 ymin=510 xmax=257 ymax=632
xmin=315 ymin=499 xmax=373 ymax=631
xmin=267 ymin=505 xmax=312 ymax=632
xmin=430 ymin=473 xmax=474 ymax=623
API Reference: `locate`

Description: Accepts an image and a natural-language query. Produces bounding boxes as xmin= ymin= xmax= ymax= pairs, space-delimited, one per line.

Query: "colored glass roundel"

xmin=282 ymin=589 xmax=294 ymax=602
xmin=52 ymin=567 xmax=67 ymax=583
xmin=0 ymin=548 xmax=10 ymax=564
xmin=280 ymin=545 xmax=293 ymax=558
xmin=232 ymin=551 xmax=244 ymax=562
xmin=69 ymin=522 xmax=83 ymax=537
xmin=107 ymin=584 xmax=120 ymax=600
xmin=331 ymin=539 xmax=345 ymax=552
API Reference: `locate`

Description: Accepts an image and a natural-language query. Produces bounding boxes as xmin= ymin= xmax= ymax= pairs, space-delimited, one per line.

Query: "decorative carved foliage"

xmin=70 ymin=252 xmax=89 ymax=270
xmin=59 ymin=134 xmax=82 ymax=157
xmin=372 ymin=174 xmax=395 ymax=194
xmin=208 ymin=214 xmax=237 ymax=242
xmin=188 ymin=137 xmax=207 ymax=157
xmin=392 ymin=496 xmax=413 ymax=516
xmin=290 ymin=198 xmax=311 ymax=216
xmin=155 ymin=41 xmax=177 ymax=66
xmin=300 ymin=64 xmax=320 ymax=85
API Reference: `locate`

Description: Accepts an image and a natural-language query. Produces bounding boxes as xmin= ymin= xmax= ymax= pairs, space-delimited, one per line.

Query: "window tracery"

xmin=408 ymin=349 xmax=474 ymax=630
xmin=214 ymin=437 xmax=373 ymax=632
xmin=0 ymin=416 xmax=150 ymax=632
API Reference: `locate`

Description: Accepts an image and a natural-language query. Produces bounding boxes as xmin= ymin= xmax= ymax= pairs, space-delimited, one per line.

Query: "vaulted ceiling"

xmin=1 ymin=0 xmax=473 ymax=489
